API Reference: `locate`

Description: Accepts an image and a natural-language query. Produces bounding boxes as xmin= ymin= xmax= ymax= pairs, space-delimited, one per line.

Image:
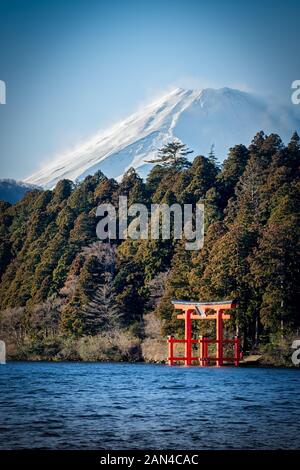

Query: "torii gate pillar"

xmin=216 ymin=309 xmax=224 ymax=367
xmin=184 ymin=309 xmax=193 ymax=366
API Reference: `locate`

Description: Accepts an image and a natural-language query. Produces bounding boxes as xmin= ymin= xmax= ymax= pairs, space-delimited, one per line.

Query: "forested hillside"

xmin=0 ymin=131 xmax=299 ymax=363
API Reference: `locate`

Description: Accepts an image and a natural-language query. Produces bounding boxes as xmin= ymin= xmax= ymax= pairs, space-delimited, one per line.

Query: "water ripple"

xmin=0 ymin=363 xmax=299 ymax=449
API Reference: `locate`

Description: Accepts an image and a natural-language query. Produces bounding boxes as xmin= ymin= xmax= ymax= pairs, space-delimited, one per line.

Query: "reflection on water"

xmin=0 ymin=363 xmax=299 ymax=449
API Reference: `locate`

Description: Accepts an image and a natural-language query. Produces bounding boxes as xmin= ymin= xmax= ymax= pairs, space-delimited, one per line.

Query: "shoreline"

xmin=2 ymin=358 xmax=299 ymax=369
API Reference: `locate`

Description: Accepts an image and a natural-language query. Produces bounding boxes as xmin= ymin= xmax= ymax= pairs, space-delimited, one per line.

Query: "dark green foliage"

xmin=146 ymin=140 xmax=193 ymax=170
xmin=217 ymin=144 xmax=249 ymax=205
xmin=0 ymin=131 xmax=299 ymax=357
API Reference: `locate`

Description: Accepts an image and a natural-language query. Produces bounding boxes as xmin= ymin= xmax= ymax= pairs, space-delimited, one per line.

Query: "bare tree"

xmin=0 ymin=306 xmax=26 ymax=347
xmin=146 ymin=271 xmax=170 ymax=311
xmin=60 ymin=273 xmax=79 ymax=298
xmin=30 ymin=297 xmax=63 ymax=337
xmin=81 ymin=241 xmax=116 ymax=274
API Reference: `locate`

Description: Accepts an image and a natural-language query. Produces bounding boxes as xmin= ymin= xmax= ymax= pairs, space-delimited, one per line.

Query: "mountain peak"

xmin=24 ymin=87 xmax=299 ymax=189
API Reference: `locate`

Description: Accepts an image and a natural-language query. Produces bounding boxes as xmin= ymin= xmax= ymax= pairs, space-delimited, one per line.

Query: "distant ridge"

xmin=0 ymin=179 xmax=41 ymax=204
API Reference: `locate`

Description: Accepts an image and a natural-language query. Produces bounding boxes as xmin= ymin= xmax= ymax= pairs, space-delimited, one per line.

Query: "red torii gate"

xmin=167 ymin=300 xmax=240 ymax=367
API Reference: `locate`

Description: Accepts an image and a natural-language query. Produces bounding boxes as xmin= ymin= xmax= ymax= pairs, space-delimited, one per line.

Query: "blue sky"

xmin=0 ymin=0 xmax=299 ymax=179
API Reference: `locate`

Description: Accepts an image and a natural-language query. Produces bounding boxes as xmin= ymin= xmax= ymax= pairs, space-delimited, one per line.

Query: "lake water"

xmin=0 ymin=362 xmax=299 ymax=450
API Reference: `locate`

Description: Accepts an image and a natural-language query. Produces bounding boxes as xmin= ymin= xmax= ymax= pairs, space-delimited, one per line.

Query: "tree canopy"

xmin=0 ymin=131 xmax=299 ymax=360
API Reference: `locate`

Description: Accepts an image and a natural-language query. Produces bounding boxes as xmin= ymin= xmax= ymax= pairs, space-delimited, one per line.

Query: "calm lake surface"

xmin=0 ymin=362 xmax=299 ymax=450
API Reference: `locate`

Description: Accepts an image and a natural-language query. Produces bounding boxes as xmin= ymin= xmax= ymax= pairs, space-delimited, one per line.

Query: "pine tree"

xmin=82 ymin=272 xmax=122 ymax=334
xmin=208 ymin=144 xmax=219 ymax=167
xmin=145 ymin=140 xmax=193 ymax=170
xmin=182 ymin=155 xmax=219 ymax=203
xmin=217 ymin=144 xmax=249 ymax=205
xmin=250 ymin=181 xmax=300 ymax=333
xmin=157 ymin=241 xmax=193 ymax=334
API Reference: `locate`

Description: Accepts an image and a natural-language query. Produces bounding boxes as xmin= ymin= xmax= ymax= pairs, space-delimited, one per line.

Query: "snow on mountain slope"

xmin=25 ymin=87 xmax=300 ymax=189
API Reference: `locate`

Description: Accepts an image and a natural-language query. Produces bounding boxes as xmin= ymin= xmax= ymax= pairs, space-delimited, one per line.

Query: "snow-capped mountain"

xmin=25 ymin=87 xmax=300 ymax=189
xmin=0 ymin=179 xmax=41 ymax=204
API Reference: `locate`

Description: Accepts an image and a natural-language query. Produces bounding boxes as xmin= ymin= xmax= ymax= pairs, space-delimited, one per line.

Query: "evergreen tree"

xmin=208 ymin=143 xmax=219 ymax=167
xmin=217 ymin=144 xmax=249 ymax=205
xmin=157 ymin=241 xmax=193 ymax=334
xmin=146 ymin=140 xmax=193 ymax=170
xmin=82 ymin=273 xmax=121 ymax=334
